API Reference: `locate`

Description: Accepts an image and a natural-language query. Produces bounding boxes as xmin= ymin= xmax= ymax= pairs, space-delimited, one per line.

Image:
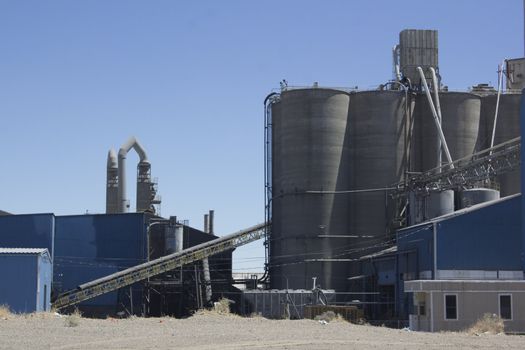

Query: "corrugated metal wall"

xmin=0 ymin=214 xmax=55 ymax=257
xmin=436 ymin=196 xmax=521 ymax=271
xmin=0 ymin=254 xmax=46 ymax=313
xmin=54 ymin=213 xmax=147 ymax=315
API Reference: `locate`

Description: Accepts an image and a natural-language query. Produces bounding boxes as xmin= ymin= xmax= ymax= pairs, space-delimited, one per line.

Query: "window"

xmin=499 ymin=294 xmax=512 ymax=320
xmin=444 ymin=294 xmax=457 ymax=320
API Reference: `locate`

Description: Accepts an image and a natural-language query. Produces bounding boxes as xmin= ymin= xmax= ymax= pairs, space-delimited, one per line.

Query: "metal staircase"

xmin=53 ymin=222 xmax=267 ymax=310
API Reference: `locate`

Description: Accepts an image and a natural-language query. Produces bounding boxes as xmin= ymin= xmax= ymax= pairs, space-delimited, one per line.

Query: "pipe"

xmin=117 ymin=136 xmax=149 ymax=212
xmin=107 ymin=149 xmax=118 ymax=169
xmin=204 ymin=214 xmax=209 ymax=233
xmin=202 ymin=257 xmax=212 ymax=304
xmin=490 ymin=60 xmax=506 ymax=152
xmin=208 ymin=210 xmax=214 ymax=235
xmin=393 ymin=45 xmax=401 ymax=82
xmin=417 ymin=67 xmax=454 ymax=169
xmin=429 ymin=67 xmax=443 ymax=170
xmin=175 ymin=224 xmax=183 ymax=253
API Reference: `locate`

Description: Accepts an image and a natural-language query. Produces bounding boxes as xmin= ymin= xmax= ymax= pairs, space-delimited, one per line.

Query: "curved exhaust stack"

xmin=117 ymin=136 xmax=149 ymax=213
xmin=106 ymin=137 xmax=160 ymax=214
xmin=106 ymin=149 xmax=119 ymax=213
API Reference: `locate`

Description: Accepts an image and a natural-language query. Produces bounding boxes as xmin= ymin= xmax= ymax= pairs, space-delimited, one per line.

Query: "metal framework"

xmin=53 ymin=222 xmax=268 ymax=310
xmin=395 ymin=137 xmax=521 ymax=195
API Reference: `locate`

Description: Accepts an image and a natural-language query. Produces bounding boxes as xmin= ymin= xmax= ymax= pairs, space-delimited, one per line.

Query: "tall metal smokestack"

xmin=208 ymin=210 xmax=214 ymax=235
xmin=204 ymin=214 xmax=209 ymax=233
xmin=106 ymin=149 xmax=119 ymax=213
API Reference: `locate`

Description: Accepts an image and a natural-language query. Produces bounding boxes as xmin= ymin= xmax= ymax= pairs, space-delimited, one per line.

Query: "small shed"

xmin=0 ymin=248 xmax=52 ymax=313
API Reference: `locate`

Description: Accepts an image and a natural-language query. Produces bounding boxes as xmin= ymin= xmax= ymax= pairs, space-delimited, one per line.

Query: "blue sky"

xmin=0 ymin=0 xmax=522 ymax=272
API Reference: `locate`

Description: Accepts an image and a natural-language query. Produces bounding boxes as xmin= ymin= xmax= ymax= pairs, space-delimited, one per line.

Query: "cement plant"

xmin=1 ymin=24 xmax=525 ymax=348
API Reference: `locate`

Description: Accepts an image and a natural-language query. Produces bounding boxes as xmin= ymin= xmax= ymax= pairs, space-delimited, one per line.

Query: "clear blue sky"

xmin=0 ymin=0 xmax=522 ymax=272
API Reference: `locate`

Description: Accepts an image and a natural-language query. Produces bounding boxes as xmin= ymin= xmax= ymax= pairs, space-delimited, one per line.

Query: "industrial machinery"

xmin=53 ymin=222 xmax=267 ymax=310
xmin=264 ymin=29 xmax=523 ymax=292
xmin=106 ymin=137 xmax=161 ymax=214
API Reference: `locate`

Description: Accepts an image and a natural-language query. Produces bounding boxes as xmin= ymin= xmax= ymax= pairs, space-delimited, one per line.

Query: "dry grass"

xmin=468 ymin=313 xmax=505 ymax=335
xmin=24 ymin=311 xmax=56 ymax=320
xmin=64 ymin=309 xmax=82 ymax=328
xmin=314 ymin=311 xmax=347 ymax=323
xmin=0 ymin=305 xmax=13 ymax=319
xmin=193 ymin=298 xmax=237 ymax=317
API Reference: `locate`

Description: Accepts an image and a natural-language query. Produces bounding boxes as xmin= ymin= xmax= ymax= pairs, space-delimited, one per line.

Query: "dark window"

xmin=500 ymin=295 xmax=512 ymax=320
xmin=419 ymin=303 xmax=426 ymax=316
xmin=445 ymin=295 xmax=457 ymax=320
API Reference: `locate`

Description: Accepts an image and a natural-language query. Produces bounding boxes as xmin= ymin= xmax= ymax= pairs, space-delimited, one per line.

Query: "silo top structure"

xmin=399 ymin=29 xmax=438 ymax=84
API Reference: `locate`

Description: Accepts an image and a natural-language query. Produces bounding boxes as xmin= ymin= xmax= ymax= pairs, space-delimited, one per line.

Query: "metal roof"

xmin=397 ymin=193 xmax=521 ymax=232
xmin=359 ymin=245 xmax=398 ymax=260
xmin=0 ymin=248 xmax=49 ymax=255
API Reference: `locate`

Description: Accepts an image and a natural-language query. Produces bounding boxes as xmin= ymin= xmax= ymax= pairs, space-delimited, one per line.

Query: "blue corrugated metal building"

xmin=354 ymin=194 xmax=522 ymax=321
xmin=0 ymin=248 xmax=52 ymax=313
xmin=54 ymin=213 xmax=148 ymax=315
xmin=398 ymin=194 xmax=522 ymax=318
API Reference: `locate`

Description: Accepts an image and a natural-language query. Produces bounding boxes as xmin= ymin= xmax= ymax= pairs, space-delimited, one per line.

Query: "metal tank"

xmin=480 ymin=93 xmax=521 ymax=196
xmin=458 ymin=188 xmax=500 ymax=209
xmin=412 ymin=92 xmax=481 ymax=172
xmin=269 ymin=88 xmax=351 ymax=291
xmin=409 ymin=190 xmax=454 ymax=224
xmin=348 ymin=91 xmax=412 ymax=250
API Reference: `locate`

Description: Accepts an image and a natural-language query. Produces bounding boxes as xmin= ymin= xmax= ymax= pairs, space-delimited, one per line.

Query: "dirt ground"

xmin=0 ymin=312 xmax=524 ymax=350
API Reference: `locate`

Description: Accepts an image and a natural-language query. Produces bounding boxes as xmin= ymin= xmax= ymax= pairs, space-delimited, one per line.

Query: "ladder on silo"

xmin=52 ymin=222 xmax=267 ymax=310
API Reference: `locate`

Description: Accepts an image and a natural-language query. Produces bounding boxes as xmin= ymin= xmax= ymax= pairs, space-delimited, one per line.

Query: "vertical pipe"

xmin=417 ymin=67 xmax=454 ymax=168
xmin=204 ymin=214 xmax=209 ymax=233
xmin=175 ymin=224 xmax=183 ymax=253
xmin=490 ymin=60 xmax=506 ymax=152
xmin=208 ymin=210 xmax=214 ymax=235
xmin=429 ymin=67 xmax=443 ymax=170
xmin=202 ymin=258 xmax=212 ymax=304
xmin=117 ymin=153 xmax=127 ymax=212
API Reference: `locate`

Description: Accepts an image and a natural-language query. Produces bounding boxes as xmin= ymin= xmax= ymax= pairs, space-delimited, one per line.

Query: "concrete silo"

xmin=348 ymin=90 xmax=413 ymax=250
xmin=412 ymin=92 xmax=481 ymax=172
xmin=269 ymin=88 xmax=351 ymax=291
xmin=480 ymin=93 xmax=521 ymax=196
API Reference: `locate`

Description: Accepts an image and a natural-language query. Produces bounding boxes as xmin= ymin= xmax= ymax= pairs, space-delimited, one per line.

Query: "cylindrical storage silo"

xmin=348 ymin=91 xmax=411 ymax=250
xmin=270 ymin=88 xmax=351 ymax=291
xmin=458 ymin=188 xmax=500 ymax=209
xmin=412 ymin=92 xmax=481 ymax=172
xmin=408 ymin=190 xmax=454 ymax=224
xmin=426 ymin=190 xmax=455 ymax=219
xmin=480 ymin=93 xmax=521 ymax=196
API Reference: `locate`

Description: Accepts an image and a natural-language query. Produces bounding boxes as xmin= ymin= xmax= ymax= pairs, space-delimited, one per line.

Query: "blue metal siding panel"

xmin=521 ymin=90 xmax=525 ymax=274
xmin=53 ymin=213 xmax=147 ymax=308
xmin=0 ymin=214 xmax=55 ymax=258
xmin=37 ymin=256 xmax=53 ymax=312
xmin=437 ymin=196 xmax=521 ymax=270
xmin=397 ymin=224 xmax=434 ymax=273
xmin=0 ymin=254 xmax=38 ymax=313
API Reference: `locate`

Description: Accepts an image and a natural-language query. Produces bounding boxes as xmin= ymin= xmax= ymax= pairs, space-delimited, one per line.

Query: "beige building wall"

xmin=406 ymin=280 xmax=525 ymax=333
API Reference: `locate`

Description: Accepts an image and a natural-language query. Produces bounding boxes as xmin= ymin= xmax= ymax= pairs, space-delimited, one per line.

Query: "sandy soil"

xmin=0 ymin=312 xmax=524 ymax=350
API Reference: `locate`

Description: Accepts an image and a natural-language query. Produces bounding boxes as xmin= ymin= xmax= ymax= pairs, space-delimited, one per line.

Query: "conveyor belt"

xmin=53 ymin=222 xmax=267 ymax=310
xmin=394 ymin=137 xmax=521 ymax=194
